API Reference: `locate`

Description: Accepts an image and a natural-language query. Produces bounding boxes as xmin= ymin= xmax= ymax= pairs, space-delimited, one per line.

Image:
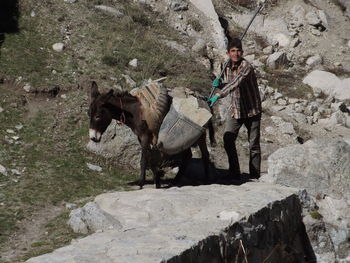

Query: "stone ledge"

xmin=27 ymin=183 xmax=315 ymax=263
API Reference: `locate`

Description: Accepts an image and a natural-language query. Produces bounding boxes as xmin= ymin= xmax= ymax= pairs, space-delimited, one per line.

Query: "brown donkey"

xmin=88 ymin=81 xmax=214 ymax=188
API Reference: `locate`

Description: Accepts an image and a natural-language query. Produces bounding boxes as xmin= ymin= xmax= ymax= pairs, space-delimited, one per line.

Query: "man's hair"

xmin=227 ymin=38 xmax=243 ymax=52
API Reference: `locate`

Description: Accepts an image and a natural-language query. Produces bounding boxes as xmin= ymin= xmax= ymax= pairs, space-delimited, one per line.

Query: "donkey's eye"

xmin=95 ymin=115 xmax=101 ymax=121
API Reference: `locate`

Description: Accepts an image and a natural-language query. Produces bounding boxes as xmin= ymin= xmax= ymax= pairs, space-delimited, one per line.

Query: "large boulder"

xmin=188 ymin=0 xmax=227 ymax=50
xmin=267 ymin=139 xmax=350 ymax=261
xmin=303 ymin=70 xmax=350 ymax=101
xmin=266 ymin=51 xmax=290 ymax=69
xmin=26 ymin=183 xmax=314 ymax=263
xmin=68 ymin=202 xmax=122 ymax=234
xmin=267 ymin=139 xmax=350 ymax=200
xmin=87 ymin=120 xmax=141 ymax=170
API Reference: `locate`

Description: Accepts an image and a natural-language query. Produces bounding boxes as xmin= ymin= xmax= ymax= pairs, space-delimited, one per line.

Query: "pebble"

xmin=128 ymin=58 xmax=138 ymax=68
xmin=15 ymin=124 xmax=23 ymax=130
xmin=87 ymin=163 xmax=102 ymax=172
xmin=0 ymin=164 xmax=8 ymax=176
xmin=52 ymin=43 xmax=65 ymax=52
xmin=23 ymin=84 xmax=32 ymax=93
xmin=11 ymin=169 xmax=21 ymax=175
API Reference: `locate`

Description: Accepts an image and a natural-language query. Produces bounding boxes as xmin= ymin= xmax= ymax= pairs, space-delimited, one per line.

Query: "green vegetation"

xmin=310 ymin=209 xmax=323 ymax=220
xmin=0 ymin=0 xmax=211 ymax=93
xmin=21 ymin=212 xmax=85 ymax=261
xmin=0 ymin=87 xmax=138 ymax=260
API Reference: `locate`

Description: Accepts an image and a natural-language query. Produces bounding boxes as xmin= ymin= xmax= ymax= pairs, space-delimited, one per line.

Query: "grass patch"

xmin=80 ymin=1 xmax=211 ymax=92
xmin=264 ymin=68 xmax=313 ymax=99
xmin=226 ymin=0 xmax=257 ymax=9
xmin=0 ymin=86 xmax=138 ymax=259
xmin=20 ymin=212 xmax=85 ymax=261
xmin=1 ymin=0 xmax=212 ymax=93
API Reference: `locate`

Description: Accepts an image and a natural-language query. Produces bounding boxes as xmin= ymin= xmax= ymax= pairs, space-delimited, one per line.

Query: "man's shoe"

xmin=250 ymin=173 xmax=260 ymax=180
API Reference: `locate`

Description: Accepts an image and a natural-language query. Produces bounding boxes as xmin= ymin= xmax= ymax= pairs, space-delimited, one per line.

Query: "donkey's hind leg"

xmin=198 ymin=132 xmax=211 ymax=183
xmin=173 ymin=148 xmax=192 ymax=185
xmin=151 ymin=167 xmax=163 ymax=189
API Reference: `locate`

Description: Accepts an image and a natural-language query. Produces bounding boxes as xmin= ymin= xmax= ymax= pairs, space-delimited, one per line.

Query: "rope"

xmin=118 ymin=97 xmax=126 ymax=126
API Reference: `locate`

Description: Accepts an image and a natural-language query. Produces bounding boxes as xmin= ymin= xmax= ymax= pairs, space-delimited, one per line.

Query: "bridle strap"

xmin=118 ymin=97 xmax=126 ymax=126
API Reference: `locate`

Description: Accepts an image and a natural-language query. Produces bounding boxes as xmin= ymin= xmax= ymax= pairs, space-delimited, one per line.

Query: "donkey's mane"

xmin=113 ymin=90 xmax=131 ymax=97
xmin=100 ymin=89 xmax=132 ymax=100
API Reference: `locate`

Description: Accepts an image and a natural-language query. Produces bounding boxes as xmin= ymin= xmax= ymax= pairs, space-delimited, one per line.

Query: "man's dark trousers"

xmin=223 ymin=113 xmax=261 ymax=178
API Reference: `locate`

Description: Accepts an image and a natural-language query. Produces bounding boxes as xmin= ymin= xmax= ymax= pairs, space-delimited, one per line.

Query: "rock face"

xmin=267 ymin=139 xmax=350 ymax=199
xmin=68 ymin=202 xmax=122 ymax=234
xmin=267 ymin=139 xmax=350 ymax=261
xmin=26 ymin=183 xmax=315 ymax=263
xmin=189 ymin=0 xmax=227 ymax=50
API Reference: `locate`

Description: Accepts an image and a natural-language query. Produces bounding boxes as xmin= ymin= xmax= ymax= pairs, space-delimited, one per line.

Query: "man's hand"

xmin=212 ymin=78 xmax=221 ymax=88
xmin=208 ymin=95 xmax=219 ymax=107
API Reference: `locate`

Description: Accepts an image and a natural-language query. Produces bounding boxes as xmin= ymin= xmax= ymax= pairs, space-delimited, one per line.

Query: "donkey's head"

xmin=88 ymin=81 xmax=114 ymax=142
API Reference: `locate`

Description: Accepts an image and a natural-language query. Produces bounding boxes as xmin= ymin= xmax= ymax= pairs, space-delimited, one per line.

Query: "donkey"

xmin=88 ymin=81 xmax=214 ymax=188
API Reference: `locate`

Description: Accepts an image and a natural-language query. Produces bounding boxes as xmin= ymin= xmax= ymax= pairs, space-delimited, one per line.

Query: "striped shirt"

xmin=216 ymin=59 xmax=262 ymax=119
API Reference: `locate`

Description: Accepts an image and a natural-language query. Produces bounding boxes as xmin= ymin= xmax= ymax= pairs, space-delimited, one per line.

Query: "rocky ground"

xmin=0 ymin=0 xmax=350 ymax=262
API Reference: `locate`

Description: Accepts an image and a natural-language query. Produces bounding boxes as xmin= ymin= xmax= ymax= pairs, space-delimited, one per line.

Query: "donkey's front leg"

xmin=139 ymin=147 xmax=147 ymax=189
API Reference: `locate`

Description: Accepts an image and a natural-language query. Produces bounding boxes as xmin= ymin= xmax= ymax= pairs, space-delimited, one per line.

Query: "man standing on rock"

xmin=208 ymin=38 xmax=262 ymax=180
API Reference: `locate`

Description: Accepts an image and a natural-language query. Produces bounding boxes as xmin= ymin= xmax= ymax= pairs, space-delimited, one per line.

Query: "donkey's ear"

xmin=90 ymin=81 xmax=100 ymax=100
xmin=105 ymin=89 xmax=114 ymax=100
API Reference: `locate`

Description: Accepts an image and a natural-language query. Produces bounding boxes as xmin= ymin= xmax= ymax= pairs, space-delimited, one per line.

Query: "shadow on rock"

xmin=128 ymin=158 xmax=259 ymax=188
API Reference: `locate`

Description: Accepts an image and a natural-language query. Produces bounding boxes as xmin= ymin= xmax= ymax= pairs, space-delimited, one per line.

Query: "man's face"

xmin=227 ymin=47 xmax=243 ymax=64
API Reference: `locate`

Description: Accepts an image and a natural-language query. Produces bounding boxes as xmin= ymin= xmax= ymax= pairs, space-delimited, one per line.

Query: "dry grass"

xmin=331 ymin=0 xmax=347 ymax=12
xmin=264 ymin=68 xmax=313 ymax=99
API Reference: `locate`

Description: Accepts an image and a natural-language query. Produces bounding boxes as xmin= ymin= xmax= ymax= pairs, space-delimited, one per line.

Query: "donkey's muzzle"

xmin=89 ymin=129 xmax=102 ymax=143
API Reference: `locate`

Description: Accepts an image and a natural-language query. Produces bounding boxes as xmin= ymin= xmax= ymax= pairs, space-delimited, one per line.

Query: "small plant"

xmin=132 ymin=13 xmax=151 ymax=26
xmin=310 ymin=209 xmax=323 ymax=220
xmin=229 ymin=0 xmax=256 ymax=9
xmin=102 ymin=55 xmax=124 ymax=67
xmin=315 ymin=193 xmax=323 ymax=200
xmin=188 ymin=19 xmax=203 ymax=32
